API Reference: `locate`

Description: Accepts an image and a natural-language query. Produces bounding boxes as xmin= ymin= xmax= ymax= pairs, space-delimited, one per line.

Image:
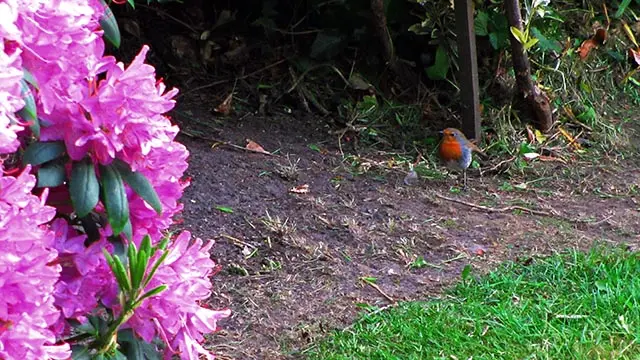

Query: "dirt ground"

xmin=170 ymin=96 xmax=640 ymax=360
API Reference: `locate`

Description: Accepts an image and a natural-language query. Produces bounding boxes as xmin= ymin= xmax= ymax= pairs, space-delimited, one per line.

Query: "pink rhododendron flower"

xmin=0 ymin=1 xmax=25 ymax=155
xmin=125 ymin=141 xmax=190 ymax=244
xmin=51 ymin=219 xmax=118 ymax=323
xmin=36 ymin=44 xmax=179 ymax=164
xmin=18 ymin=0 xmax=106 ymax=111
xmin=0 ymin=167 xmax=70 ymax=359
xmin=124 ymin=231 xmax=230 ymax=359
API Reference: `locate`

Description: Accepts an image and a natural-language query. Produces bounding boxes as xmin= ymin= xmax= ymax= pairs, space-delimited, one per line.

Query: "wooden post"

xmin=454 ymin=0 xmax=481 ymax=141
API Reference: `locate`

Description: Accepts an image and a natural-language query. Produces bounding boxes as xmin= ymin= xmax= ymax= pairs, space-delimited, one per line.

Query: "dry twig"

xmin=360 ymin=278 xmax=395 ymax=303
xmin=434 ymin=193 xmax=616 ymax=227
xmin=210 ymin=140 xmax=279 ymax=156
xmin=435 ymin=193 xmax=553 ymax=217
xmin=220 ymin=234 xmax=256 ymax=249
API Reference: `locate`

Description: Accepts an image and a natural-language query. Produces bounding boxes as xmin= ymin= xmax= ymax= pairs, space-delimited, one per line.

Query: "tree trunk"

xmin=504 ymin=0 xmax=554 ymax=133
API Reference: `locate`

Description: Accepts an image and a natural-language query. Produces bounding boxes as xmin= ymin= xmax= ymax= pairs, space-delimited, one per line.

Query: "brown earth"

xmin=170 ymin=96 xmax=640 ymax=360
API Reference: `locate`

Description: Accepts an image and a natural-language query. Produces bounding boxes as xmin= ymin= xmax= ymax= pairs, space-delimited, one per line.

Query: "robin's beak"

xmin=438 ymin=130 xmax=444 ymax=135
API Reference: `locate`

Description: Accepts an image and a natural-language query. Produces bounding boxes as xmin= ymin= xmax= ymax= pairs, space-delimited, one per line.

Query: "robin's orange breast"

xmin=439 ymin=139 xmax=463 ymax=161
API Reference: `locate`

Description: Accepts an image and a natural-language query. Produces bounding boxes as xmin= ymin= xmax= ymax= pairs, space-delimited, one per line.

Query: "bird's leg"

xmin=462 ymin=170 xmax=468 ymax=191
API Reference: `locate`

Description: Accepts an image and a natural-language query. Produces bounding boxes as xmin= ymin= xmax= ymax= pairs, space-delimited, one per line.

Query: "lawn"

xmin=305 ymin=247 xmax=640 ymax=359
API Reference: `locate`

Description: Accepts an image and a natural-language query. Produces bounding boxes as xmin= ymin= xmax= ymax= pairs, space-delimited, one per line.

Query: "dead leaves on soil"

xmin=245 ymin=139 xmax=269 ymax=154
xmin=578 ymin=28 xmax=607 ymax=60
xmin=289 ymin=184 xmax=309 ymax=194
xmin=214 ymin=92 xmax=234 ymax=115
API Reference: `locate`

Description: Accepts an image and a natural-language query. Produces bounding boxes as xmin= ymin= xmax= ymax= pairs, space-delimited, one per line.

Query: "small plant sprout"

xmin=71 ymin=235 xmax=171 ymax=355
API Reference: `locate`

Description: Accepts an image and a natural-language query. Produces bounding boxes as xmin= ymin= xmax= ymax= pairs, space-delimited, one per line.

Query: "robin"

xmin=438 ymin=128 xmax=484 ymax=189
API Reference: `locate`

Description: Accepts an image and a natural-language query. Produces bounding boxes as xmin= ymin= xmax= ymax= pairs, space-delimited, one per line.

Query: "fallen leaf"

xmin=538 ymin=155 xmax=567 ymax=163
xmin=468 ymin=244 xmax=487 ymax=256
xmin=594 ymin=28 xmax=607 ymax=45
xmin=578 ymin=28 xmax=607 ymax=60
xmin=348 ymin=73 xmax=372 ymax=90
xmin=308 ymin=144 xmax=321 ymax=152
xmin=623 ymin=21 xmax=639 ymax=48
xmin=558 ymin=126 xmax=582 ymax=150
xmin=578 ymin=38 xmax=598 ymax=59
xmin=526 ymin=125 xmax=536 ymax=143
xmin=290 ymin=184 xmax=309 ymax=194
xmin=241 ymin=246 xmax=252 ymax=257
xmin=215 ymin=205 xmax=233 ymax=213
xmin=534 ymin=129 xmax=547 ymax=144
xmin=629 ymin=48 xmax=640 ymax=66
xmin=214 ymin=92 xmax=233 ymax=115
xmin=514 ymin=183 xmax=528 ymax=190
xmin=245 ymin=139 xmax=270 ymax=154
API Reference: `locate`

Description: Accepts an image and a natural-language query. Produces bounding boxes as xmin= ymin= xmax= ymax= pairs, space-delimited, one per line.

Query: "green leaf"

xmin=614 ymin=0 xmax=632 ymax=18
xmin=157 ymin=237 xmax=169 ymax=251
xmin=17 ymin=79 xmax=40 ymax=137
xmin=461 ymin=264 xmax=472 ymax=280
xmin=127 ymin=241 xmax=140 ymax=290
xmin=489 ymin=32 xmax=500 ymax=50
xmin=22 ymin=68 xmax=39 ymax=90
xmin=104 ymin=249 xmax=128 ymax=293
xmin=112 ymin=252 xmax=132 ymax=292
xmin=112 ymin=159 xmax=162 ymax=214
xmin=122 ymin=218 xmax=133 ymax=241
xmin=22 ymin=141 xmax=66 ymax=166
xmin=607 ymin=50 xmax=626 ymax=62
xmin=530 ymin=27 xmax=562 ymax=53
xmin=109 ymin=236 xmax=128 ymax=265
xmin=117 ymin=329 xmax=162 ymax=360
xmin=134 ymin=285 xmax=168 ymax=307
xmin=410 ymin=257 xmax=427 ymax=269
xmin=142 ymin=249 xmax=170 ymax=289
xmin=577 ymin=107 xmax=597 ymax=124
xmin=215 ymin=205 xmax=234 ymax=213
xmin=310 ymin=30 xmax=344 ymax=60
xmin=308 ymin=144 xmax=321 ymax=152
xmin=524 ymin=38 xmax=539 ymax=50
xmin=37 ymin=161 xmax=66 ymax=188
xmin=361 ymin=276 xmax=377 ymax=284
xmin=71 ymin=345 xmax=92 ymax=360
xmin=127 ymin=0 xmax=135 ymax=8
xmin=474 ymin=11 xmax=489 ymax=36
xmin=425 ymin=46 xmax=450 ymax=81
xmin=518 ymin=142 xmax=535 ymax=155
xmin=139 ymin=235 xmax=152 ymax=259
xmin=129 ymin=239 xmax=149 ymax=293
xmin=100 ymin=164 xmax=130 ymax=236
xmin=142 ymin=250 xmax=170 ymax=289
xmin=70 ymin=158 xmax=100 ymax=217
xmin=510 ymin=26 xmax=527 ymax=44
xmin=99 ymin=0 xmax=121 ymax=48
xmin=106 ymin=350 xmax=128 ymax=360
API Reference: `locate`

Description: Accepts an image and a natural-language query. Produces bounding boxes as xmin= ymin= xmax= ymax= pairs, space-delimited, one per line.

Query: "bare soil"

xmin=171 ymin=97 xmax=640 ymax=360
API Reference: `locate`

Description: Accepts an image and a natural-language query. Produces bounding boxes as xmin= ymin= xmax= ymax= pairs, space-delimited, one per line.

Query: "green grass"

xmin=306 ymin=247 xmax=640 ymax=359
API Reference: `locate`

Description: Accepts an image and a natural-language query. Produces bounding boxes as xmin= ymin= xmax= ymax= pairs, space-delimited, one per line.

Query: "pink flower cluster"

xmin=0 ymin=167 xmax=69 ymax=359
xmin=125 ymin=231 xmax=231 ymax=359
xmin=0 ymin=0 xmax=25 ymax=154
xmin=0 ymin=0 xmax=229 ymax=358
